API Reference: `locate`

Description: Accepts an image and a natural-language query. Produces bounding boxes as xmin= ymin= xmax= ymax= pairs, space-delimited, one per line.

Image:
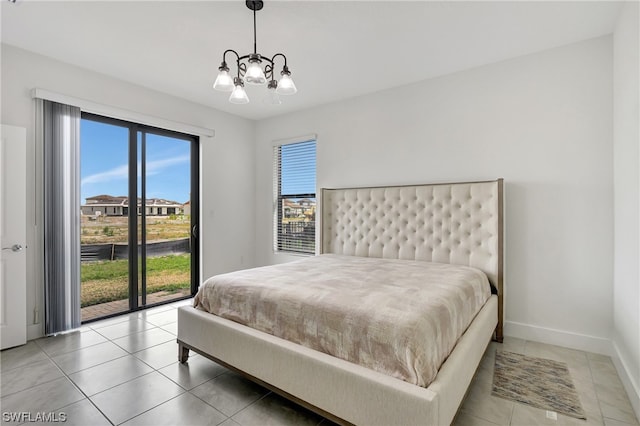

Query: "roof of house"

xmin=83 ymin=195 xmax=183 ymax=207
xmin=86 ymin=195 xmax=127 ymax=203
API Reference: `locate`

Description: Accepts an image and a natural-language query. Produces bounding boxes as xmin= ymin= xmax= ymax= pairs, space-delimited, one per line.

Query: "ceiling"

xmin=1 ymin=1 xmax=623 ymax=120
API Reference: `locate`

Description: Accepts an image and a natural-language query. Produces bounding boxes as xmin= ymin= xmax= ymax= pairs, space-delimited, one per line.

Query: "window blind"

xmin=273 ymin=140 xmax=316 ymax=254
xmin=42 ymin=100 xmax=82 ymax=334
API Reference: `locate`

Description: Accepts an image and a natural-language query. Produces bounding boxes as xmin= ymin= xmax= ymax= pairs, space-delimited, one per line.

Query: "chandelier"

xmin=213 ymin=0 xmax=297 ymax=105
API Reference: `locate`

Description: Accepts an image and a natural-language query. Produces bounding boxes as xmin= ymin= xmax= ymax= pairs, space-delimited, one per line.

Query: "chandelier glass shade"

xmin=213 ymin=0 xmax=297 ymax=104
xmin=229 ymin=78 xmax=250 ymax=104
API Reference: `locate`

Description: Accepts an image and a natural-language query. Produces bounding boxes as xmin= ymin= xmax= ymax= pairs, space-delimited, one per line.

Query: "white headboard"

xmin=321 ymin=179 xmax=504 ymax=339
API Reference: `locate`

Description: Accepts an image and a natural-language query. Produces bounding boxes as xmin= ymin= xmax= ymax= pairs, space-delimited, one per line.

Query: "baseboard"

xmin=27 ymin=323 xmax=43 ymax=341
xmin=504 ymin=320 xmax=612 ymax=355
xmin=612 ymin=340 xmax=640 ymax=420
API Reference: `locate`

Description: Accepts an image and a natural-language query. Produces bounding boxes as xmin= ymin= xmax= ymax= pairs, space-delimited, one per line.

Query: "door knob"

xmin=2 ymin=244 xmax=25 ymax=252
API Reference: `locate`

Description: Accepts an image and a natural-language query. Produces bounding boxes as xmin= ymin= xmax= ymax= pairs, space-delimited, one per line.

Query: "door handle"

xmin=2 ymin=244 xmax=26 ymax=252
xmin=192 ymin=225 xmax=198 ymax=239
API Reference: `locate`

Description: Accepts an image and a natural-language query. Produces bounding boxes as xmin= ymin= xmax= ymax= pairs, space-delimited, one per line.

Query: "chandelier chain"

xmin=253 ymin=6 xmax=258 ymax=55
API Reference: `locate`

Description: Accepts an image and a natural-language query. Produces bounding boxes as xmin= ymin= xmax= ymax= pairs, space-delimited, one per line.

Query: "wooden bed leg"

xmin=494 ymin=294 xmax=504 ymax=343
xmin=178 ymin=342 xmax=190 ymax=363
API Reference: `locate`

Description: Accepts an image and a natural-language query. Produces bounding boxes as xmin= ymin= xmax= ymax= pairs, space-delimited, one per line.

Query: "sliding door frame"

xmin=81 ymin=112 xmax=200 ymax=316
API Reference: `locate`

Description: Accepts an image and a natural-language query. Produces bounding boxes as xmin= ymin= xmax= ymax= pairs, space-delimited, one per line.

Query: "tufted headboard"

xmin=321 ymin=179 xmax=504 ymax=340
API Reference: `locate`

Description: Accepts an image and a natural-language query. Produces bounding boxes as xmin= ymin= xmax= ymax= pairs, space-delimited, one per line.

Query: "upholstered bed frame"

xmin=177 ymin=179 xmax=504 ymax=425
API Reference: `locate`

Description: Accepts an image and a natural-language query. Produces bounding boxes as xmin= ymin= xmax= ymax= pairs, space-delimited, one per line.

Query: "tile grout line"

xmin=112 ymin=387 xmax=188 ymax=426
xmin=33 ymin=333 xmax=109 ymax=358
xmin=12 ymin=317 xmax=637 ymax=426
xmin=46 ymin=330 xmax=123 ymax=426
xmin=92 ymin=322 xmax=161 ymax=343
xmin=52 ymin=318 xmax=180 ymax=425
xmin=228 ymin=390 xmax=273 ymax=422
xmin=49 ymin=347 xmax=130 ymax=376
xmin=1 ymin=303 xmax=188 ymax=426
xmin=98 ymin=319 xmax=230 ymax=426
xmin=35 ymin=337 xmax=116 ymax=426
xmin=18 ymin=322 xmax=178 ymax=424
xmin=78 ymin=368 xmax=157 ymax=398
xmin=182 ymin=375 xmax=233 ymax=425
xmin=0 ymin=357 xmax=67 ymax=399
xmin=586 ymin=350 xmax=609 ymax=424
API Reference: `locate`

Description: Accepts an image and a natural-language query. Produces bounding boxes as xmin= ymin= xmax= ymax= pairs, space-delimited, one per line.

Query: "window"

xmin=274 ymin=139 xmax=316 ymax=254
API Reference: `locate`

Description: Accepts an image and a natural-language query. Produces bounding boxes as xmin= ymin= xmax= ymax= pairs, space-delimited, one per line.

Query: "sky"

xmin=80 ymin=118 xmax=191 ymax=205
xmin=280 ymin=140 xmax=316 ymax=196
xmin=81 ymin=120 xmax=316 ymax=205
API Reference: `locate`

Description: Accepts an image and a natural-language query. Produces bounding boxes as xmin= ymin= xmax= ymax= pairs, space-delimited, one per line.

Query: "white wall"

xmin=613 ymin=1 xmax=640 ymax=416
xmin=1 ymin=44 xmax=256 ymax=339
xmin=255 ymin=37 xmax=614 ymax=353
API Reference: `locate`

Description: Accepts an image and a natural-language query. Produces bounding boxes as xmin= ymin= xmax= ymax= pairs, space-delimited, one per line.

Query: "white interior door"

xmin=1 ymin=125 xmax=27 ymax=349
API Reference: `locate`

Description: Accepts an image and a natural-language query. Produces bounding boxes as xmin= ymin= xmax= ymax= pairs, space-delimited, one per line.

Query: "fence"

xmin=81 ymin=238 xmax=190 ymax=262
xmin=279 ymin=221 xmax=315 ymax=253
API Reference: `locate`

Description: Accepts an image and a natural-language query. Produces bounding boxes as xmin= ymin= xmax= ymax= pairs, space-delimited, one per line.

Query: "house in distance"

xmin=81 ymin=195 xmax=186 ymax=217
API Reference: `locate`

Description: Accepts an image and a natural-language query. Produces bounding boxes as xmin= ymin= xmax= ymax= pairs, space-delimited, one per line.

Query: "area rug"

xmin=492 ymin=350 xmax=586 ymax=420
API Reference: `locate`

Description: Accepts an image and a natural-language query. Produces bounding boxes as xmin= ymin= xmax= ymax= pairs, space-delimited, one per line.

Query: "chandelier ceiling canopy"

xmin=213 ymin=0 xmax=297 ymax=105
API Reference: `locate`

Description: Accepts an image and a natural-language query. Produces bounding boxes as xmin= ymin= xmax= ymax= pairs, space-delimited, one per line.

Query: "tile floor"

xmin=1 ymin=300 xmax=638 ymax=426
xmin=81 ymin=290 xmax=192 ymax=322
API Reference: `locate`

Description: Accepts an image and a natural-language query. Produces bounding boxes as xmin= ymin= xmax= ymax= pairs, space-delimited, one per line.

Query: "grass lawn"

xmin=81 ymin=254 xmax=190 ymax=307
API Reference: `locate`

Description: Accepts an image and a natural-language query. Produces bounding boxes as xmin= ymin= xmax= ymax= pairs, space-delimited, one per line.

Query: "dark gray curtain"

xmin=42 ymin=100 xmax=81 ymax=335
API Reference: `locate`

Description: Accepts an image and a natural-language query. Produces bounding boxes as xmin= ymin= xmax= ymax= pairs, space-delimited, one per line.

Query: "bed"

xmin=177 ymin=179 xmax=504 ymax=426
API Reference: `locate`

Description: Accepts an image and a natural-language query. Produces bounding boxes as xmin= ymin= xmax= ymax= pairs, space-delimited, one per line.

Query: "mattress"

xmin=194 ymin=254 xmax=491 ymax=387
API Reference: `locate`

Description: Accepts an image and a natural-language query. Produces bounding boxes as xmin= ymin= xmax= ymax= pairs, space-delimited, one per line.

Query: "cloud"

xmin=145 ymin=155 xmax=190 ymax=176
xmin=81 ymin=155 xmax=190 ymax=185
xmin=81 ymin=164 xmax=128 ymax=185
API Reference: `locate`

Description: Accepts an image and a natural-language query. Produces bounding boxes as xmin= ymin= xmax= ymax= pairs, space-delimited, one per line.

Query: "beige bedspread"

xmin=194 ymin=254 xmax=491 ymax=387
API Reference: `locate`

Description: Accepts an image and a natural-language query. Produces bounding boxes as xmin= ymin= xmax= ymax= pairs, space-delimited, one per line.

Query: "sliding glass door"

xmin=80 ymin=113 xmax=199 ymax=322
xmin=136 ymin=130 xmax=195 ymax=308
xmin=80 ymin=118 xmax=132 ymax=320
